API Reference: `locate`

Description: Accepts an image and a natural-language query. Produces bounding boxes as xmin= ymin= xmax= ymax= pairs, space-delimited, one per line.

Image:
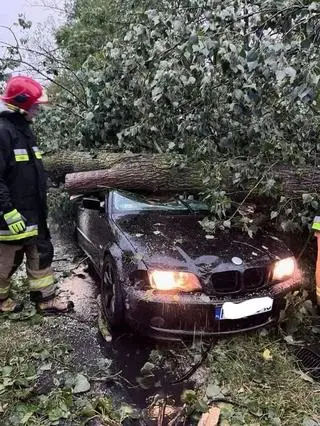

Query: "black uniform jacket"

xmin=0 ymin=111 xmax=47 ymax=243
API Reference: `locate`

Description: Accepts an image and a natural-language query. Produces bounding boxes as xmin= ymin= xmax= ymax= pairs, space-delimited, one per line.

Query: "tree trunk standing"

xmin=43 ymin=151 xmax=320 ymax=196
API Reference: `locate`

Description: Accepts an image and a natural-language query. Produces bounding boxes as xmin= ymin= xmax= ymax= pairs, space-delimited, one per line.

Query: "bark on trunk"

xmin=44 ymin=151 xmax=320 ymax=196
xmin=64 ymin=158 xmax=203 ymax=193
xmin=44 ymin=151 xmax=195 ymax=182
xmin=275 ymin=165 xmax=320 ymax=194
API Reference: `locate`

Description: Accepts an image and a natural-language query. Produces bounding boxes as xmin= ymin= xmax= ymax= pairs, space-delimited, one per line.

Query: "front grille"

xmin=208 ymin=267 xmax=269 ymax=296
xmin=244 ymin=268 xmax=268 ymax=290
xmin=211 ymin=271 xmax=242 ymax=294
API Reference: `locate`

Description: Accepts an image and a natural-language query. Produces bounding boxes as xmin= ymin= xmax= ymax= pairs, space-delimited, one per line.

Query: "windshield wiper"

xmin=175 ymin=197 xmax=195 ymax=213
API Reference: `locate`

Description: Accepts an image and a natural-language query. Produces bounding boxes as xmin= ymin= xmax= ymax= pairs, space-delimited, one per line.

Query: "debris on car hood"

xmin=114 ymin=214 xmax=292 ymax=270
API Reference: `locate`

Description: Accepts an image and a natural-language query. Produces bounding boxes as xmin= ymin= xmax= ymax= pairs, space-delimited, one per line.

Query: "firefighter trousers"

xmin=0 ymin=233 xmax=56 ymax=302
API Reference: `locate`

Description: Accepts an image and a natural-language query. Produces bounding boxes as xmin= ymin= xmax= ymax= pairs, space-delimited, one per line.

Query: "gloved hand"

xmin=312 ymin=216 xmax=320 ymax=231
xmin=4 ymin=209 xmax=26 ymax=234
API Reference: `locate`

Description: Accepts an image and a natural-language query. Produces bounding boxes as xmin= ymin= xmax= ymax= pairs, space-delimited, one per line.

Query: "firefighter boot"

xmin=0 ymin=298 xmax=23 ymax=313
xmin=37 ymin=295 xmax=74 ymax=315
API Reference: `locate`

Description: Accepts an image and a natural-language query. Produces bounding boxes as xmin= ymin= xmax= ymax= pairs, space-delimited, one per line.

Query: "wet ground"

xmin=49 ymin=227 xmax=205 ymax=424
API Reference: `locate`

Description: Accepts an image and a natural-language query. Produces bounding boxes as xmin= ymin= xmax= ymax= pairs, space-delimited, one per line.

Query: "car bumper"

xmin=125 ymin=289 xmax=287 ymax=341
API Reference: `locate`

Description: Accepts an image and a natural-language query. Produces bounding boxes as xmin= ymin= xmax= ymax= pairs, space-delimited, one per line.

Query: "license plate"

xmin=215 ymin=297 xmax=274 ymax=320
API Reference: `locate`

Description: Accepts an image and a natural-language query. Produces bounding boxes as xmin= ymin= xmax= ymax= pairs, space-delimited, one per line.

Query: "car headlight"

xmin=272 ymin=257 xmax=295 ymax=281
xmin=149 ymin=270 xmax=201 ymax=292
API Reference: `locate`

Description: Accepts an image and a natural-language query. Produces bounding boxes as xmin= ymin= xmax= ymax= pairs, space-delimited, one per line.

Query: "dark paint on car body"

xmin=76 ymin=190 xmax=301 ymax=340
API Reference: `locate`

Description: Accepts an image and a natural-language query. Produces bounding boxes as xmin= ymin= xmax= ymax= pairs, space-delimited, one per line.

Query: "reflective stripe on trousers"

xmin=0 ymin=236 xmax=55 ymax=301
xmin=29 ymin=274 xmax=55 ymax=290
xmin=0 ymin=285 xmax=10 ymax=300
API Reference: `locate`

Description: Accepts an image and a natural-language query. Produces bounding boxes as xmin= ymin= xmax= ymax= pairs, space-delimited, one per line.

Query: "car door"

xmin=77 ymin=194 xmax=110 ymax=271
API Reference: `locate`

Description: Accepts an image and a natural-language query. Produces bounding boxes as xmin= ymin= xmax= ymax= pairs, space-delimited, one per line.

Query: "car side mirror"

xmin=83 ymin=197 xmax=103 ymax=210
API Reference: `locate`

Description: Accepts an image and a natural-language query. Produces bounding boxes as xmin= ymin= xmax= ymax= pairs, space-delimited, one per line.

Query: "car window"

xmin=112 ymin=191 xmax=209 ymax=213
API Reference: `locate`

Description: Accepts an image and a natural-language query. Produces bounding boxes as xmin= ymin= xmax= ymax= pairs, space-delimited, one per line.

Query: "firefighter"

xmin=0 ymin=76 xmax=73 ymax=313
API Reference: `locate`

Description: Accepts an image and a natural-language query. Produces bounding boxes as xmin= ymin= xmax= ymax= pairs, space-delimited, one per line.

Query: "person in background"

xmin=0 ymin=75 xmax=73 ymax=313
xmin=312 ymin=216 xmax=320 ymax=308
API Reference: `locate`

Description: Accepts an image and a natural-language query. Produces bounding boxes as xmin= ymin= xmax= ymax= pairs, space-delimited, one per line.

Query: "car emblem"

xmin=232 ymin=257 xmax=243 ymax=265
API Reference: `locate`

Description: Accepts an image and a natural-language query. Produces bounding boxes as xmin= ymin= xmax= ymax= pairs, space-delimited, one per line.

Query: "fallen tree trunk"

xmin=44 ymin=151 xmax=320 ymax=196
xmin=43 ymin=151 xmax=198 ymax=184
xmin=44 ymin=151 xmax=203 ymax=192
xmin=65 ymin=157 xmax=203 ymax=193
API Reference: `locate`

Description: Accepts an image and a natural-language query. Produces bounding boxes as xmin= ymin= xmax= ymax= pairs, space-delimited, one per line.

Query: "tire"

xmin=100 ymin=255 xmax=124 ymax=329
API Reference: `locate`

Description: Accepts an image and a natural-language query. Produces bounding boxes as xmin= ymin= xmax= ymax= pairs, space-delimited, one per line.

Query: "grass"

xmin=203 ymin=331 xmax=320 ymax=425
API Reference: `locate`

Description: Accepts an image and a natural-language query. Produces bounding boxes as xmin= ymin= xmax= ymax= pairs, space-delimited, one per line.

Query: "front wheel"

xmin=100 ymin=256 xmax=124 ymax=329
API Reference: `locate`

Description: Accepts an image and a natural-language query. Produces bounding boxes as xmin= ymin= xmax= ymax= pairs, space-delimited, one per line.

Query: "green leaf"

xmin=48 ymin=403 xmax=70 ymax=422
xmin=85 ymin=112 xmax=94 ymax=121
xmin=2 ymin=366 xmax=13 ymax=377
xmin=206 ymin=383 xmax=224 ymax=398
xmin=73 ymin=374 xmax=91 ymax=394
xmin=79 ymin=401 xmax=96 ymax=417
xmin=270 ymin=211 xmax=278 ymax=220
xmin=152 ymin=86 xmax=162 ymax=101
xmin=136 ymin=375 xmax=155 ymax=389
xmin=181 ymin=389 xmax=197 ymax=404
xmin=302 ymin=193 xmax=314 ymax=204
xmin=39 ymin=363 xmax=52 ymax=372
xmin=302 ymin=417 xmax=320 ymax=426
xmin=140 ymin=362 xmax=155 ymax=376
xmin=284 ymin=66 xmax=296 ymax=80
xmin=21 ymin=411 xmax=35 ymax=425
xmin=119 ymin=404 xmax=140 ymax=421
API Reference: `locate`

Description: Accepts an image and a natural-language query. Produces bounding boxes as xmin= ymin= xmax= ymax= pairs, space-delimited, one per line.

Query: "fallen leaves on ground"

xmin=262 ymin=348 xmax=273 ymax=361
xmin=73 ymin=374 xmax=91 ymax=394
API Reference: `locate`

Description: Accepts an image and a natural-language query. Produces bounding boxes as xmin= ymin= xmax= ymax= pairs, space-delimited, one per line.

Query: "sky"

xmin=0 ymin=0 xmax=68 ymax=81
xmin=0 ymin=0 xmax=66 ymax=45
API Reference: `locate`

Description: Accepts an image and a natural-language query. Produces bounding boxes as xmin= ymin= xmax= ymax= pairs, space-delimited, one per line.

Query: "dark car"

xmin=76 ymin=190 xmax=301 ymax=340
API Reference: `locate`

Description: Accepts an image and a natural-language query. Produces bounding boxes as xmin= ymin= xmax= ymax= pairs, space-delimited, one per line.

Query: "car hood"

xmin=113 ymin=213 xmax=292 ymax=273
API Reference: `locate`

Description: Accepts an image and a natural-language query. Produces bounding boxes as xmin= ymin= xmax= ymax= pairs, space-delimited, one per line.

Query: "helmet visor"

xmin=35 ymin=89 xmax=49 ymax=104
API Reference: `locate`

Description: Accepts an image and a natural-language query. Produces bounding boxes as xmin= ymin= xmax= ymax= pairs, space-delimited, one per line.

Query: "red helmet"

xmin=1 ymin=76 xmax=48 ymax=112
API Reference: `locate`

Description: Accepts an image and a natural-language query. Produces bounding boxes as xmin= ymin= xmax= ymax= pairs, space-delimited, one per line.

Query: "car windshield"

xmin=112 ymin=191 xmax=209 ymax=213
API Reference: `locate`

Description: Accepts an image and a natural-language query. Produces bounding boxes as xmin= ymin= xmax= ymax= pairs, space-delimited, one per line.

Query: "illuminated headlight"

xmin=149 ymin=270 xmax=201 ymax=292
xmin=272 ymin=257 xmax=295 ymax=281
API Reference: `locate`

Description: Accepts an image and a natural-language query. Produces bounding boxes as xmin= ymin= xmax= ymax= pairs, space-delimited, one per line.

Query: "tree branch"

xmin=0 ymin=39 xmax=87 ymax=95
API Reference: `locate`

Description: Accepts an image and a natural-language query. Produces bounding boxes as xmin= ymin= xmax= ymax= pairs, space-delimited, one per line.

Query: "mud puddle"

xmin=99 ymin=332 xmax=197 ymax=417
